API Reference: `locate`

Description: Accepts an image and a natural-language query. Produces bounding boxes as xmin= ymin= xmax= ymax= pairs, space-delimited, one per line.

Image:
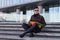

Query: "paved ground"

xmin=0 ymin=37 xmax=60 ymax=40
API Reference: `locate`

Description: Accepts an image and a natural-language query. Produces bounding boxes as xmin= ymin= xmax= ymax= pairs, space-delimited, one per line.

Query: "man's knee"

xmin=22 ymin=23 xmax=28 ymax=26
xmin=22 ymin=23 xmax=30 ymax=29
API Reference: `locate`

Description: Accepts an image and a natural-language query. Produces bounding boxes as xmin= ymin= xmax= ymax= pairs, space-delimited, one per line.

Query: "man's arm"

xmin=41 ymin=16 xmax=46 ymax=27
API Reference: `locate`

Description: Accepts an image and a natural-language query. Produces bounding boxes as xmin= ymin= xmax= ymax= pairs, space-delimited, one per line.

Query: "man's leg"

xmin=22 ymin=23 xmax=30 ymax=31
xmin=29 ymin=32 xmax=35 ymax=37
xmin=20 ymin=24 xmax=37 ymax=38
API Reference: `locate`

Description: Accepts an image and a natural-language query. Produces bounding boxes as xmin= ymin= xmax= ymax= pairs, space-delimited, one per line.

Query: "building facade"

xmin=0 ymin=0 xmax=59 ymax=23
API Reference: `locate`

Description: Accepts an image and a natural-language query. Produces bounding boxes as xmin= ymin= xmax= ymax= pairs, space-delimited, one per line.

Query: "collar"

xmin=34 ymin=13 xmax=39 ymax=16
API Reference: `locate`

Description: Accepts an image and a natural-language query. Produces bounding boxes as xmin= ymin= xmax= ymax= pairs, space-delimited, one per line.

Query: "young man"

xmin=19 ymin=7 xmax=46 ymax=38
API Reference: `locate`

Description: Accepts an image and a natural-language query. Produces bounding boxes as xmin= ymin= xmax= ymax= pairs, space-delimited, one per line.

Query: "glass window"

xmin=49 ymin=6 xmax=59 ymax=22
xmin=54 ymin=7 xmax=59 ymax=13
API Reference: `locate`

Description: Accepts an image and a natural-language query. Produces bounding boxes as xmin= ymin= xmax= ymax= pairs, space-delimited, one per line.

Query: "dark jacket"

xmin=29 ymin=13 xmax=46 ymax=27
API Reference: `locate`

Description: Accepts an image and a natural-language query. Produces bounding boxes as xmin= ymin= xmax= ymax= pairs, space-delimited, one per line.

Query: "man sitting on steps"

xmin=19 ymin=7 xmax=46 ymax=38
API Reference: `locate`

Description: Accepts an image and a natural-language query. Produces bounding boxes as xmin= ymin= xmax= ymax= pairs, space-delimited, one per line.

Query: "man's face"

xmin=34 ymin=8 xmax=39 ymax=14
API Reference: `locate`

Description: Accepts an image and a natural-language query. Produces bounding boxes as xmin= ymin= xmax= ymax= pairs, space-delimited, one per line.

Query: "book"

xmin=29 ymin=21 xmax=38 ymax=25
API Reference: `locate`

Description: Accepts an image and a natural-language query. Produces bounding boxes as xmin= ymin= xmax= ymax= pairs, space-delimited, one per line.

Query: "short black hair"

xmin=34 ymin=7 xmax=38 ymax=9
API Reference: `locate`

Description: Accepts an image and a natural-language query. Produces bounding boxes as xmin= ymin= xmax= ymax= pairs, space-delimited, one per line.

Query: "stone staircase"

xmin=0 ymin=22 xmax=60 ymax=40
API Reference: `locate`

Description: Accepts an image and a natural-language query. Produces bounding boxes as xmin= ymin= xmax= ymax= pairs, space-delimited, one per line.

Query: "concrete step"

xmin=0 ymin=22 xmax=21 ymax=25
xmin=0 ymin=27 xmax=59 ymax=31
xmin=0 ymin=25 xmax=22 ymax=28
xmin=0 ymin=31 xmax=60 ymax=36
xmin=0 ymin=35 xmax=60 ymax=40
xmin=0 ymin=25 xmax=60 ymax=29
xmin=0 ymin=22 xmax=60 ymax=25
xmin=0 ymin=23 xmax=59 ymax=40
xmin=0 ymin=35 xmax=23 ymax=40
xmin=0 ymin=31 xmax=60 ymax=38
xmin=46 ymin=25 xmax=60 ymax=27
xmin=0 ymin=28 xmax=60 ymax=33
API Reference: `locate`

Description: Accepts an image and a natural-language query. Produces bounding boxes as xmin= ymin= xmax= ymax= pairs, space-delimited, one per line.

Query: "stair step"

xmin=0 ymin=27 xmax=60 ymax=29
xmin=0 ymin=25 xmax=60 ymax=28
xmin=0 ymin=32 xmax=60 ymax=39
xmin=0 ymin=25 xmax=22 ymax=28
xmin=0 ymin=31 xmax=60 ymax=36
xmin=0 ymin=35 xmax=23 ymax=40
xmin=46 ymin=25 xmax=60 ymax=27
xmin=0 ymin=22 xmax=21 ymax=25
xmin=0 ymin=28 xmax=60 ymax=31
xmin=0 ymin=25 xmax=21 ymax=27
xmin=0 ymin=22 xmax=60 ymax=40
xmin=0 ymin=28 xmax=60 ymax=33
xmin=0 ymin=35 xmax=60 ymax=40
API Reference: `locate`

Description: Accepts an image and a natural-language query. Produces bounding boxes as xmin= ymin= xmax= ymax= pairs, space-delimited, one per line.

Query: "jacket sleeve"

xmin=41 ymin=16 xmax=46 ymax=27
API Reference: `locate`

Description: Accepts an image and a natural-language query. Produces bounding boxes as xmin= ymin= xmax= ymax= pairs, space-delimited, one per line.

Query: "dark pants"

xmin=22 ymin=23 xmax=43 ymax=33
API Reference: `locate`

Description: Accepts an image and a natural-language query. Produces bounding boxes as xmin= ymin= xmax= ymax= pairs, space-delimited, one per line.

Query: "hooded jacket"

xmin=29 ymin=13 xmax=46 ymax=27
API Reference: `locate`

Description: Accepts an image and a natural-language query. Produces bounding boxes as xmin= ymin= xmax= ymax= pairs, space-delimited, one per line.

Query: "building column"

xmin=38 ymin=5 xmax=50 ymax=22
xmin=45 ymin=6 xmax=50 ymax=22
xmin=38 ymin=5 xmax=43 ymax=14
xmin=22 ymin=10 xmax=27 ymax=23
xmin=16 ymin=9 xmax=20 ymax=14
xmin=16 ymin=9 xmax=20 ymax=22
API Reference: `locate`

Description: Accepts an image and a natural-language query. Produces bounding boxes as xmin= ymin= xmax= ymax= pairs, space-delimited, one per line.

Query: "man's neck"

xmin=34 ymin=13 xmax=39 ymax=16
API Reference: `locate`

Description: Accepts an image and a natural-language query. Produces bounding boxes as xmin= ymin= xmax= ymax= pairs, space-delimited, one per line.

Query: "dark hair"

xmin=34 ymin=7 xmax=38 ymax=9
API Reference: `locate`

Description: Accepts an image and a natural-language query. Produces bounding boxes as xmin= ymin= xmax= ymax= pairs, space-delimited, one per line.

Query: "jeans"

xmin=22 ymin=23 xmax=43 ymax=33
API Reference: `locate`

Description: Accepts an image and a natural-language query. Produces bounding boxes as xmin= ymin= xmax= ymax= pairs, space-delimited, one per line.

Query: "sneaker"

xmin=19 ymin=34 xmax=25 ymax=38
xmin=29 ymin=33 xmax=35 ymax=37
